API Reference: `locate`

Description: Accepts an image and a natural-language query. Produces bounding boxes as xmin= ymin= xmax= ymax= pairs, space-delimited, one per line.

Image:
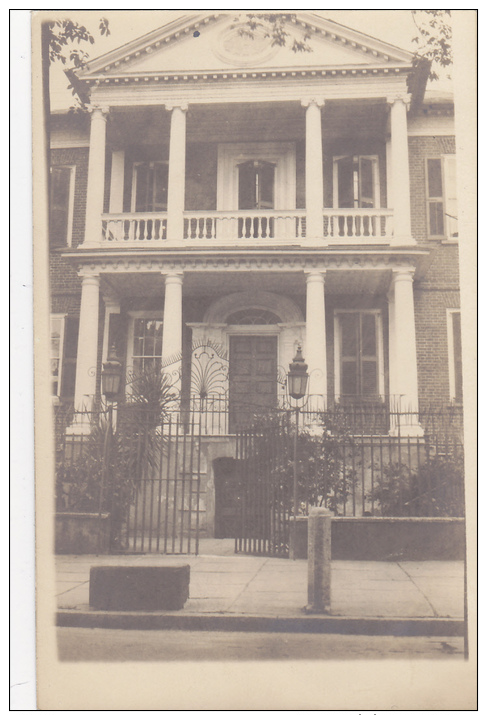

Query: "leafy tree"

xmin=411 ymin=10 xmax=452 ymax=81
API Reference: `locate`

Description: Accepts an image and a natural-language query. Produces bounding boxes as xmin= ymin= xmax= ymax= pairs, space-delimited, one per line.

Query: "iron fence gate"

xmin=235 ymin=418 xmax=292 ymax=556
xmin=119 ymin=412 xmax=203 ymax=554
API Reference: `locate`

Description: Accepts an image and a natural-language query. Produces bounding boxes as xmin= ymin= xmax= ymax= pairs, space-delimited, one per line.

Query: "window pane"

xmin=427 ymin=158 xmax=443 ymax=198
xmin=340 ymin=313 xmax=358 ymax=357
xmin=337 ymin=157 xmax=354 ymax=208
xmin=50 ymin=167 xmax=71 ymax=245
xmin=238 ymin=161 xmax=257 ymax=210
xmin=259 ymin=164 xmax=274 ymax=208
xmin=361 ymin=360 xmax=378 ymax=395
xmin=359 ymin=158 xmax=374 ymax=208
xmin=452 ymin=312 xmax=463 ymax=401
xmin=341 ymin=361 xmax=357 ymax=395
xmin=361 ymin=313 xmax=377 ymax=357
xmin=429 ymin=201 xmax=444 ymax=235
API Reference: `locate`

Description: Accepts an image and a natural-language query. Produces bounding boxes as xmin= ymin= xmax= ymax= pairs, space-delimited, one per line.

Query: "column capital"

xmin=163 ymin=271 xmax=184 ymax=285
xmin=386 ymin=93 xmax=411 ymax=110
xmin=391 ymin=267 xmax=415 ymax=283
xmin=305 ymin=271 xmax=326 ymax=284
xmin=88 ymin=105 xmax=110 ymax=120
xmin=165 ymin=102 xmax=188 ymax=113
xmin=78 ymin=271 xmax=100 ymax=284
xmin=301 ymin=97 xmax=325 ymax=109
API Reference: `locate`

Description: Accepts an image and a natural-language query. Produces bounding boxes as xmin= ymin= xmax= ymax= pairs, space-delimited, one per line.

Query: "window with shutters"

xmin=334 ymin=310 xmax=384 ymax=402
xmin=333 ymin=155 xmax=379 ymax=209
xmin=426 ymin=156 xmax=458 ymax=238
xmin=132 ymin=161 xmax=169 ymax=212
xmin=447 ymin=309 xmax=463 ymax=403
xmin=50 ymin=315 xmax=79 ymax=399
xmin=50 ymin=166 xmax=75 ymax=246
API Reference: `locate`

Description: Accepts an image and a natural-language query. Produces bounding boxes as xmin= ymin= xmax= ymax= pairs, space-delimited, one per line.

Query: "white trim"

xmin=446 ymin=308 xmax=461 ymax=402
xmin=333 ymin=309 xmax=385 ymax=399
xmin=50 ymin=138 xmax=90 ymax=149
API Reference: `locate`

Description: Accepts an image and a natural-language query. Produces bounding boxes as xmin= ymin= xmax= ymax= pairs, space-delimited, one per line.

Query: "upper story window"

xmin=50 ymin=165 xmax=75 ymax=246
xmin=132 ymin=162 xmax=168 ymax=213
xmin=237 ymin=160 xmax=275 ymax=210
xmin=426 ymin=156 xmax=458 ymax=239
xmin=333 ymin=156 xmax=379 ymax=209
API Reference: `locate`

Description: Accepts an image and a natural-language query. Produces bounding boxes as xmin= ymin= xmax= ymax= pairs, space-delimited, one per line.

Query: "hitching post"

xmin=306 ymin=507 xmax=332 ymax=613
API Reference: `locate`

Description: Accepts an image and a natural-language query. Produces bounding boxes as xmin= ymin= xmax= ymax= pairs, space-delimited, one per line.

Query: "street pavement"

xmin=57 ymin=627 xmax=465 ymax=661
xmin=56 ymin=550 xmax=465 ymax=621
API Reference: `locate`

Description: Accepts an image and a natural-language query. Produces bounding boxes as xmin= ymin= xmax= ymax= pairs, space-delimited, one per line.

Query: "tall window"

xmin=131 ymin=318 xmax=163 ymax=375
xmin=335 ymin=311 xmax=383 ymax=401
xmin=132 ymin=162 xmax=168 ymax=212
xmin=333 ymin=155 xmax=379 ymax=209
xmin=447 ymin=310 xmax=463 ymax=403
xmin=50 ymin=166 xmax=75 ymax=246
xmin=238 ymin=160 xmax=275 ymax=210
xmin=426 ymin=156 xmax=457 ymax=238
xmin=50 ymin=315 xmax=79 ymax=398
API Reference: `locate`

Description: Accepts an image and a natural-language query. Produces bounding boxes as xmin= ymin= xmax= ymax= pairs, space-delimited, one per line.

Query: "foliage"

xmin=368 ymin=451 xmax=465 ymax=517
xmin=235 ymin=13 xmax=312 ymax=54
xmin=46 ymin=17 xmax=110 ymax=68
xmin=55 ymin=369 xmax=177 ymax=549
xmin=411 ymin=10 xmax=452 ymax=81
xmin=249 ymin=409 xmax=358 ymax=517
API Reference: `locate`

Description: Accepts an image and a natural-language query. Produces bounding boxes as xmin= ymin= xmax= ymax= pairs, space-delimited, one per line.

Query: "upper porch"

xmin=75 ymin=93 xmax=413 ymax=251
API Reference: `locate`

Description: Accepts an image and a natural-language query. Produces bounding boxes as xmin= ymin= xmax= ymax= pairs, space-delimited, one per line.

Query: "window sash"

xmin=426 ymin=156 xmax=457 ymax=238
xmin=132 ymin=162 xmax=168 ymax=213
xmin=128 ymin=317 xmax=164 ymax=377
xmin=333 ymin=155 xmax=379 ymax=209
xmin=335 ymin=310 xmax=383 ymax=400
xmin=50 ymin=166 xmax=75 ymax=246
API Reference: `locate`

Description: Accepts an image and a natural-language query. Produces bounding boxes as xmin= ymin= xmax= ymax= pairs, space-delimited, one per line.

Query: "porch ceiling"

xmin=101 ymin=268 xmax=391 ymax=301
xmin=108 ymin=99 xmax=388 ymax=147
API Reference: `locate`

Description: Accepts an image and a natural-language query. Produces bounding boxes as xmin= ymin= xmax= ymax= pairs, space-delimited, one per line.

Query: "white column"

xmin=74 ymin=274 xmax=100 ymax=412
xmin=83 ymin=107 xmax=109 ymax=247
xmin=390 ymin=268 xmax=423 ymax=435
xmin=305 ymin=272 xmax=327 ymax=407
xmin=388 ymin=95 xmax=413 ymax=244
xmin=166 ymin=103 xmax=188 ymax=243
xmin=162 ymin=272 xmax=183 ymax=362
xmin=302 ymin=98 xmax=325 ymax=242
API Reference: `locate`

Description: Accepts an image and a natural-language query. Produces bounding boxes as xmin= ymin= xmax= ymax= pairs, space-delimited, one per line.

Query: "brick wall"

xmin=409 ymin=135 xmax=460 ymax=406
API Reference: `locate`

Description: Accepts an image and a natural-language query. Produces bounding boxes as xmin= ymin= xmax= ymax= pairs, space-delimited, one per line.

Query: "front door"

xmin=229 ymin=335 xmax=278 ymax=432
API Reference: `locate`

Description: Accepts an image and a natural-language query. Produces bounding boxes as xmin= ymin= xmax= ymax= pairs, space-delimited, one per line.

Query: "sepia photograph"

xmin=25 ymin=9 xmax=477 ymax=710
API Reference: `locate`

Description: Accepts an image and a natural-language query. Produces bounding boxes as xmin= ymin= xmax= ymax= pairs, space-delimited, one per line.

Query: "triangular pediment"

xmin=79 ymin=13 xmax=413 ymax=79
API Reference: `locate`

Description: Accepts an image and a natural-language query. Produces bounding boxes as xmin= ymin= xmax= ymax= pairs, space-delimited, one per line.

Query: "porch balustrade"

xmin=99 ymin=208 xmax=394 ymax=245
xmin=323 ymin=208 xmax=394 ymax=240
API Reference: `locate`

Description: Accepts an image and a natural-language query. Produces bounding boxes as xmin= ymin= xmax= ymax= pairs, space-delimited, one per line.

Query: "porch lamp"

xmin=287 ymin=346 xmax=309 ymax=559
xmin=101 ymin=345 xmax=122 ymax=401
xmin=287 ymin=346 xmax=309 ymax=401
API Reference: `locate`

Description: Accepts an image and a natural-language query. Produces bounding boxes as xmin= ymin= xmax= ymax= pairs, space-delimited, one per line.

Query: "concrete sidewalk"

xmin=56 ymin=552 xmax=465 ymax=635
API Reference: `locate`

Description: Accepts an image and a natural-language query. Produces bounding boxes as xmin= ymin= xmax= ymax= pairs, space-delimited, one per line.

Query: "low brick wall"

xmin=55 ymin=512 xmax=111 ymax=554
xmin=292 ymin=517 xmax=465 ymax=561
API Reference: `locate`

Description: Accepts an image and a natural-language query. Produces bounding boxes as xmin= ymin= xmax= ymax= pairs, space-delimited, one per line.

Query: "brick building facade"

xmin=49 ymin=13 xmax=462 ymax=431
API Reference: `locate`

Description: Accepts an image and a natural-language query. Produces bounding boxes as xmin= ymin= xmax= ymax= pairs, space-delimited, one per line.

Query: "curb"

xmin=56 ymin=610 xmax=465 ymax=637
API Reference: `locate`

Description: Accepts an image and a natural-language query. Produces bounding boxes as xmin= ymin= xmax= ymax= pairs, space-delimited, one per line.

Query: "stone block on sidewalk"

xmin=89 ymin=565 xmax=190 ymax=611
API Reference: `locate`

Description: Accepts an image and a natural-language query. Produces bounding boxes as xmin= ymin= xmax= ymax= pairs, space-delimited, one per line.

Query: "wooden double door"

xmin=228 ymin=335 xmax=278 ymax=432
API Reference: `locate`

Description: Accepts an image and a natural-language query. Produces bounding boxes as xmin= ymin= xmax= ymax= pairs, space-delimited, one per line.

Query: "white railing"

xmin=102 ymin=213 xmax=167 ymax=243
xmin=99 ymin=208 xmax=394 ymax=246
xmin=323 ymin=209 xmax=394 ymax=240
xmin=184 ymin=210 xmax=307 ymax=242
